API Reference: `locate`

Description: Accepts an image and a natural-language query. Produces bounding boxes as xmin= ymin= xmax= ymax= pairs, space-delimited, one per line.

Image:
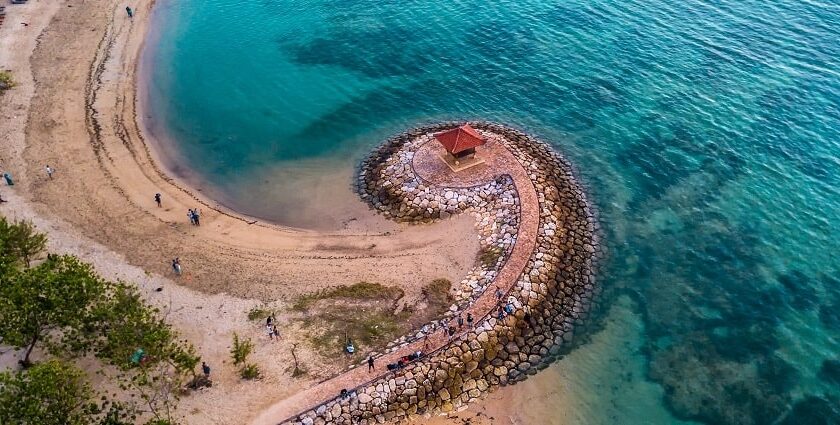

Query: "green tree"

xmin=87 ymin=283 xmax=199 ymax=423
xmin=0 ymin=217 xmax=48 ymax=270
xmin=0 ymin=255 xmax=107 ymax=366
xmin=0 ymin=360 xmax=97 ymax=425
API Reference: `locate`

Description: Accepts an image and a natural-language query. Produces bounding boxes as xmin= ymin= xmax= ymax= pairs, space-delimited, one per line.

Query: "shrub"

xmin=240 ymin=363 xmax=260 ymax=380
xmin=246 ymin=306 xmax=271 ymax=321
xmin=230 ymin=333 xmax=253 ymax=367
xmin=0 ymin=71 xmax=14 ymax=94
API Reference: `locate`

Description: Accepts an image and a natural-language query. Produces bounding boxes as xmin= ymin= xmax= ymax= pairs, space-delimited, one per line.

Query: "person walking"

xmin=154 ymin=193 xmax=162 ymax=207
xmin=45 ymin=165 xmax=54 ymax=179
xmin=193 ymin=208 xmax=201 ymax=226
xmin=125 ymin=6 xmax=133 ymax=17
xmin=457 ymin=314 xmax=464 ymax=330
xmin=467 ymin=312 xmax=474 ymax=328
xmin=187 ymin=209 xmax=195 ymax=225
xmin=368 ymin=355 xmax=375 ymax=372
xmin=202 ymin=361 xmax=210 ymax=378
xmin=3 ymin=172 xmax=14 ymax=186
xmin=172 ymin=258 xmax=182 ymax=276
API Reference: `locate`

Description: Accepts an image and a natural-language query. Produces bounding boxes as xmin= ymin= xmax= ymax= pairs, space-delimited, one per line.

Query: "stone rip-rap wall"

xmin=286 ymin=122 xmax=602 ymax=424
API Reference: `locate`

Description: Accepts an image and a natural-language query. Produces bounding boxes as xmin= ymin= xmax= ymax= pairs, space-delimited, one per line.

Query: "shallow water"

xmin=145 ymin=0 xmax=840 ymax=423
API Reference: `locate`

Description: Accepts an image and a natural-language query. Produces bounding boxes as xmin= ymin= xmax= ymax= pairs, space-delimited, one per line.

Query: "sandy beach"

xmin=0 ymin=0 xmax=575 ymax=423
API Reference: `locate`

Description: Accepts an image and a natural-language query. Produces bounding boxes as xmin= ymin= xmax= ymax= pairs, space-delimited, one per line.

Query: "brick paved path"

xmin=251 ymin=137 xmax=539 ymax=425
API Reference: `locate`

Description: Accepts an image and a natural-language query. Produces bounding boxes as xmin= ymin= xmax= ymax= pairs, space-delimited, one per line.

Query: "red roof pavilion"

xmin=434 ymin=124 xmax=485 ymax=156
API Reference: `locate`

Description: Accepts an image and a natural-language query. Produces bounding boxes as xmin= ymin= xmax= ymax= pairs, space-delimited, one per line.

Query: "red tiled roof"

xmin=433 ymin=124 xmax=485 ymax=154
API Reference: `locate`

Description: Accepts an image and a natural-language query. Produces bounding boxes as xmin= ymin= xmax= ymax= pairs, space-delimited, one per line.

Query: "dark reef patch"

xmin=779 ymin=395 xmax=840 ymax=425
xmin=819 ymin=359 xmax=840 ymax=386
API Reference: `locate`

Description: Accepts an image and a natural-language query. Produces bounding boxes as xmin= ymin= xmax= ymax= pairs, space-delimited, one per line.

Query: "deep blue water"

xmin=146 ymin=0 xmax=840 ymax=423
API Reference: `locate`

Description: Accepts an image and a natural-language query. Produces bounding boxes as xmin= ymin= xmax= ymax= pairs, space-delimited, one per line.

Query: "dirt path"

xmin=250 ymin=138 xmax=540 ymax=424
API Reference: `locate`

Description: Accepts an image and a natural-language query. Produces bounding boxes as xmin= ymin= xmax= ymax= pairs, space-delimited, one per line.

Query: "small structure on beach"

xmin=434 ymin=124 xmax=486 ymax=170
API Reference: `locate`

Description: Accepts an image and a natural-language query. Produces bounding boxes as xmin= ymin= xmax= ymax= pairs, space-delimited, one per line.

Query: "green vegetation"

xmin=230 ymin=333 xmax=253 ymax=367
xmin=0 ymin=71 xmax=14 ymax=95
xmin=240 ymin=363 xmax=260 ymax=380
xmin=0 ymin=218 xmax=47 ymax=269
xmin=478 ymin=245 xmax=504 ymax=267
xmin=296 ymin=283 xmax=408 ymax=360
xmin=0 ymin=255 xmax=106 ymax=366
xmin=230 ymin=333 xmax=260 ymax=380
xmin=0 ymin=216 xmax=198 ymax=424
xmin=246 ymin=306 xmax=272 ymax=321
xmin=292 ymin=281 xmax=404 ymax=312
xmin=0 ymin=360 xmax=97 ymax=425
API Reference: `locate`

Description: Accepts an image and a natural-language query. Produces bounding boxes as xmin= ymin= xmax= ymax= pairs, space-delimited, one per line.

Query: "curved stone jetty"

xmin=252 ymin=122 xmax=601 ymax=425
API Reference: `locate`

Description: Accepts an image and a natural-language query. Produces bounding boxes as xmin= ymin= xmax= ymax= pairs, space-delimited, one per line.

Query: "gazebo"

xmin=434 ymin=124 xmax=486 ymax=168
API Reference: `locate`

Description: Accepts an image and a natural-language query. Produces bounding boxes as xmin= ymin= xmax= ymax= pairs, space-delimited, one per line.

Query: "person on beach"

xmin=187 ymin=209 xmax=195 ymax=225
xmin=193 ymin=209 xmax=201 ymax=226
xmin=368 ymin=355 xmax=375 ymax=372
xmin=45 ymin=165 xmax=54 ymax=179
xmin=172 ymin=258 xmax=182 ymax=276
xmin=202 ymin=361 xmax=210 ymax=378
xmin=266 ymin=324 xmax=275 ymax=340
xmin=125 ymin=6 xmax=133 ymax=18
xmin=154 ymin=193 xmax=161 ymax=207
xmin=467 ymin=312 xmax=474 ymax=328
xmin=457 ymin=314 xmax=464 ymax=330
xmin=3 ymin=172 xmax=13 ymax=186
xmin=273 ymin=326 xmax=280 ymax=339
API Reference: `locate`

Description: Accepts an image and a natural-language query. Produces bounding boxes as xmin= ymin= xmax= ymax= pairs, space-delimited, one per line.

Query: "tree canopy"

xmin=0 ymin=360 xmax=96 ymax=425
xmin=0 ymin=216 xmax=200 ymax=424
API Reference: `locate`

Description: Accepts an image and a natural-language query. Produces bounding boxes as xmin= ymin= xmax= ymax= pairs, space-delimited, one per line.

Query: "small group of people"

xmin=265 ymin=315 xmax=280 ymax=340
xmin=171 ymin=257 xmax=182 ymax=276
xmin=385 ymin=351 xmax=423 ymax=371
xmin=187 ymin=208 xmax=201 ymax=226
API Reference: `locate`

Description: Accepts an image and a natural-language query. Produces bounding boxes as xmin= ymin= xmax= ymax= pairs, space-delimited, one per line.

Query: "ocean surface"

xmin=144 ymin=0 xmax=840 ymax=423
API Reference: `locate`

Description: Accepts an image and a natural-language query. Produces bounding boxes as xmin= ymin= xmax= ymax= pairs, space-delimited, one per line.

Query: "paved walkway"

xmin=250 ymin=135 xmax=540 ymax=425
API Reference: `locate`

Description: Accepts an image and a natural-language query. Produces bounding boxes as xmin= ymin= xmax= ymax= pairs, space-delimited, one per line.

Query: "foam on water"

xmin=144 ymin=0 xmax=840 ymax=422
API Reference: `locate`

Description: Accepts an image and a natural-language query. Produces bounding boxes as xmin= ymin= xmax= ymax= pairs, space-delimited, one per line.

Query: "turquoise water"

xmin=146 ymin=0 xmax=840 ymax=423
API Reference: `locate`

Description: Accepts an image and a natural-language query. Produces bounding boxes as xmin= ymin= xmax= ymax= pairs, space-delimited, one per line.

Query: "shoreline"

xmin=0 ymin=0 xmax=479 ymax=423
xmin=15 ymin=0 xmax=481 ymax=302
xmin=1 ymin=1 xmax=599 ymax=424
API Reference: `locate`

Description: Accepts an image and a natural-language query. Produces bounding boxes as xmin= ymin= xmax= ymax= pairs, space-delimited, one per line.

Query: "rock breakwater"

xmin=285 ymin=122 xmax=601 ymax=424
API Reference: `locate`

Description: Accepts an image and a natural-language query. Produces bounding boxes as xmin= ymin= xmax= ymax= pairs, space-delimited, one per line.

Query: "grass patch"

xmin=293 ymin=282 xmax=404 ymax=312
xmin=478 ymin=245 xmax=504 ymax=267
xmin=306 ymin=307 xmax=411 ymax=359
xmin=422 ymin=278 xmax=453 ymax=311
xmin=247 ymin=306 xmax=272 ymax=321
xmin=0 ymin=71 xmax=14 ymax=94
